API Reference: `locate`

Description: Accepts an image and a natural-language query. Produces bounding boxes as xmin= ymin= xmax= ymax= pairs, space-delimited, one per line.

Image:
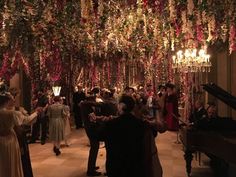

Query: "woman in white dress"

xmin=47 ymin=96 xmax=66 ymax=155
xmin=4 ymin=92 xmax=40 ymax=177
xmin=0 ymin=93 xmax=23 ymax=177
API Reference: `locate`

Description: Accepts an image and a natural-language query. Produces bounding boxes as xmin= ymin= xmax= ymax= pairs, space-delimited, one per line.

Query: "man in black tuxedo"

xmin=31 ymin=90 xmax=49 ymax=145
xmin=73 ymin=85 xmax=86 ymax=129
xmin=99 ymin=95 xmax=146 ymax=177
xmin=189 ymin=100 xmax=208 ymax=127
xmin=80 ymin=96 xmax=102 ymax=176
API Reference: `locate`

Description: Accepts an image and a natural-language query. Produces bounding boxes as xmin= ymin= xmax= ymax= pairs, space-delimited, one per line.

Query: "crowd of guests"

xmin=0 ymin=82 xmax=181 ymax=177
xmin=72 ymin=82 xmax=181 ymax=177
xmin=78 ymin=85 xmax=166 ymax=177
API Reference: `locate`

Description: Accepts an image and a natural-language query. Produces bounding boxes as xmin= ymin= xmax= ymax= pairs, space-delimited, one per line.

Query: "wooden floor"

xmin=30 ymin=129 xmax=215 ymax=177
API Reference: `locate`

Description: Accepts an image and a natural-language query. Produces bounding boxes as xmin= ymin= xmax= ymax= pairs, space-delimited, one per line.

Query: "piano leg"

xmin=184 ymin=150 xmax=193 ymax=177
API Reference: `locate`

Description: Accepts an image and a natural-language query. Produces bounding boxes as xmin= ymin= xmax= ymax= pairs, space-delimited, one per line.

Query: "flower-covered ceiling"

xmin=0 ymin=0 xmax=236 ymax=82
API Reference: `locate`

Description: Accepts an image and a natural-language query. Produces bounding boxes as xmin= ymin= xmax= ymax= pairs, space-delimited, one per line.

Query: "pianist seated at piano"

xmin=206 ymin=102 xmax=217 ymax=119
xmin=189 ymin=100 xmax=236 ymax=131
xmin=189 ymin=100 xmax=208 ymax=126
xmin=180 ymin=84 xmax=236 ymax=177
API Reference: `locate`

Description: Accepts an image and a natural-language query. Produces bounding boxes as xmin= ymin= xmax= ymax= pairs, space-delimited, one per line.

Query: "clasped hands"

xmin=89 ymin=112 xmax=113 ymax=122
xmin=35 ymin=107 xmax=44 ymax=114
xmin=89 ymin=113 xmax=97 ymax=122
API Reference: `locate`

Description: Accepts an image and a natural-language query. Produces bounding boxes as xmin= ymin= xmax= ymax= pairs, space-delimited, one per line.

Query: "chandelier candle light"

xmin=172 ymin=48 xmax=211 ymax=73
xmin=52 ymin=86 xmax=61 ymax=96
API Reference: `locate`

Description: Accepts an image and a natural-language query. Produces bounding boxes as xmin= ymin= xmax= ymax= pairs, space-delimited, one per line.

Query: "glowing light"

xmin=172 ymin=48 xmax=211 ymax=73
xmin=52 ymin=86 xmax=61 ymax=96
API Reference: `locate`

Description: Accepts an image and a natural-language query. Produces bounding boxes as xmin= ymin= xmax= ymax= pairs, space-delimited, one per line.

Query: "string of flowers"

xmin=0 ymin=50 xmax=30 ymax=81
xmin=229 ymin=25 xmax=236 ymax=54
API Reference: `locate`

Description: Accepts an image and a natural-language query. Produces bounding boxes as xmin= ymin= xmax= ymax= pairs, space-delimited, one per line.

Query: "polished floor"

xmin=30 ymin=129 xmax=214 ymax=177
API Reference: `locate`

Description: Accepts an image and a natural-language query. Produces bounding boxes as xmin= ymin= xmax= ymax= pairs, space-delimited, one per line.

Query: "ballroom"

xmin=0 ymin=1 xmax=236 ymax=177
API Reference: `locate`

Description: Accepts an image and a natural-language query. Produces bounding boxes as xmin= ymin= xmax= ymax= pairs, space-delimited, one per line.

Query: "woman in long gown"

xmin=61 ymin=98 xmax=71 ymax=146
xmin=163 ymin=83 xmax=179 ymax=131
xmin=0 ymin=94 xmax=23 ymax=177
xmin=5 ymin=93 xmax=40 ymax=177
xmin=133 ymin=95 xmax=164 ymax=177
xmin=47 ymin=96 xmax=66 ymax=155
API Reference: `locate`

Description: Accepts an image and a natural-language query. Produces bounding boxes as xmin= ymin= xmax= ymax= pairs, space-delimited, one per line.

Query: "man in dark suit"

xmin=189 ymin=100 xmax=208 ymax=127
xmin=80 ymin=96 xmax=102 ymax=176
xmin=73 ymin=85 xmax=86 ymax=129
xmin=100 ymin=95 xmax=146 ymax=177
xmin=31 ymin=90 xmax=49 ymax=145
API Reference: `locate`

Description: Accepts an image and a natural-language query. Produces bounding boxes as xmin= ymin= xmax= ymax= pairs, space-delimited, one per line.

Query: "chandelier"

xmin=172 ymin=48 xmax=211 ymax=73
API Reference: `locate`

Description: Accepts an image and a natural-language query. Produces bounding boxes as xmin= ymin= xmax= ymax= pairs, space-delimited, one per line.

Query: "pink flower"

xmin=229 ymin=25 xmax=236 ymax=53
xmin=196 ymin=25 xmax=204 ymax=43
xmin=175 ymin=20 xmax=181 ymax=37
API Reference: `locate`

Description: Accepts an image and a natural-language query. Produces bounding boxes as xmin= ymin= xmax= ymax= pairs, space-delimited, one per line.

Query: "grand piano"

xmin=180 ymin=83 xmax=236 ymax=177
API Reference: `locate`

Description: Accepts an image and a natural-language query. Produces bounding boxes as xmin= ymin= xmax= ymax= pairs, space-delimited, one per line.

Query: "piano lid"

xmin=202 ymin=83 xmax=236 ymax=110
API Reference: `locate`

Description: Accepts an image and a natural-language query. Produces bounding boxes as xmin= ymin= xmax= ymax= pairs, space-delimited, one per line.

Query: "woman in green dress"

xmin=47 ymin=96 xmax=66 ymax=155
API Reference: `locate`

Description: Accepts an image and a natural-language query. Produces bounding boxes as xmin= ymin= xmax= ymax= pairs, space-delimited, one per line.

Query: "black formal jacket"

xmin=189 ymin=107 xmax=208 ymax=124
xmin=73 ymin=91 xmax=86 ymax=111
xmin=80 ymin=101 xmax=102 ymax=140
xmin=100 ymin=112 xmax=146 ymax=177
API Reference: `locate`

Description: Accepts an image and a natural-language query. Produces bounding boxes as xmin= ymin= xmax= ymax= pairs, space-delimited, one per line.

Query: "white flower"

xmin=169 ymin=0 xmax=176 ymax=19
xmin=187 ymin=0 xmax=194 ymax=15
xmin=207 ymin=15 xmax=215 ymax=42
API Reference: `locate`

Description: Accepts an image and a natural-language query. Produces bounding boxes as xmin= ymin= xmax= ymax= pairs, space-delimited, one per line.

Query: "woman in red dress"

xmin=163 ymin=83 xmax=179 ymax=131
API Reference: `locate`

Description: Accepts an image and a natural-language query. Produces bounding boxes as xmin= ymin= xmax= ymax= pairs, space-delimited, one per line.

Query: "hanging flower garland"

xmin=116 ymin=61 xmax=121 ymax=86
xmin=229 ymin=25 xmax=236 ymax=54
xmin=44 ymin=45 xmax=62 ymax=82
xmin=229 ymin=2 xmax=236 ymax=54
xmin=196 ymin=11 xmax=204 ymax=47
xmin=50 ymin=47 xmax=62 ymax=82
xmin=0 ymin=52 xmax=12 ymax=81
xmin=0 ymin=50 xmax=30 ymax=81
xmin=89 ymin=60 xmax=98 ymax=88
